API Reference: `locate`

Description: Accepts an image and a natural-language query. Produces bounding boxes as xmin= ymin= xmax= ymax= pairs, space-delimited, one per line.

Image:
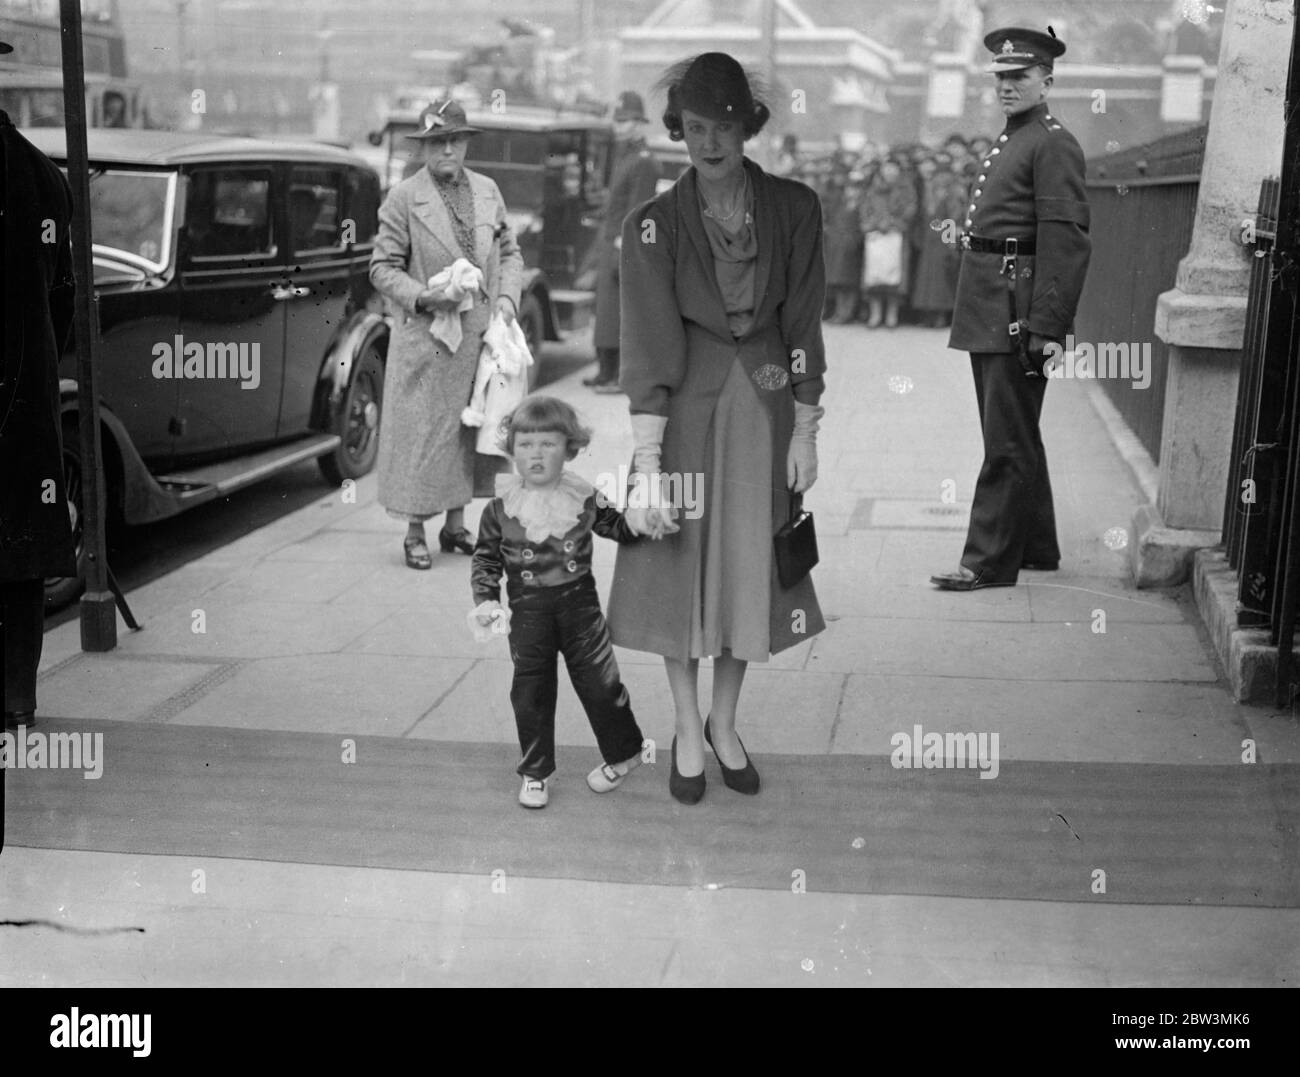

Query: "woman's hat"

xmin=405 ymin=99 xmax=482 ymax=140
xmin=613 ymin=90 xmax=648 ymax=123
xmin=661 ymin=52 xmax=765 ymax=125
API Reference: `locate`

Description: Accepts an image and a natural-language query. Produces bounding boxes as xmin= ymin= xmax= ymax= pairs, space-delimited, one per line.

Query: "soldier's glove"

xmin=628 ymin=413 xmax=679 ymax=539
xmin=787 ymin=401 xmax=825 ymax=494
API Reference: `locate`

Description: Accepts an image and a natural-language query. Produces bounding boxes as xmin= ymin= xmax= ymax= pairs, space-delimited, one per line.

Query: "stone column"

xmin=1131 ymin=0 xmax=1292 ymax=586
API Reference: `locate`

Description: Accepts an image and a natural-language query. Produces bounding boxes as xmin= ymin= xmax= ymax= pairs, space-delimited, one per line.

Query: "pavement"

xmin=3 ymin=322 xmax=1299 ymax=987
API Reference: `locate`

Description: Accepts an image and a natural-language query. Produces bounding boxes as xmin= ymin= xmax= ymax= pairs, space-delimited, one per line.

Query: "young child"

xmin=471 ymin=396 xmax=647 ymax=809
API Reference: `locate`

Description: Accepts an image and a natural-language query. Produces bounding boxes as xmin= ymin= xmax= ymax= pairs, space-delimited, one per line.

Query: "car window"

xmin=344 ymin=167 xmax=379 ymax=246
xmin=88 ymin=168 xmax=175 ymax=270
xmin=288 ymin=167 xmax=342 ymax=253
xmin=185 ymin=169 xmax=273 ymax=259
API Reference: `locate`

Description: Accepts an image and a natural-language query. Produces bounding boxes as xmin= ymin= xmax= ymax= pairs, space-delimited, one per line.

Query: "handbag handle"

xmin=787 ymin=490 xmax=803 ymax=524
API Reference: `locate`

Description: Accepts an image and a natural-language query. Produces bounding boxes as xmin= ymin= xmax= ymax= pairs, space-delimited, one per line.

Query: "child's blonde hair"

xmin=501 ymin=395 xmax=593 ymax=460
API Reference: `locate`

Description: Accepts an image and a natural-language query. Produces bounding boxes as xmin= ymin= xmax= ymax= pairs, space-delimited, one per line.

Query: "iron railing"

xmin=1076 ymin=126 xmax=1206 ymax=464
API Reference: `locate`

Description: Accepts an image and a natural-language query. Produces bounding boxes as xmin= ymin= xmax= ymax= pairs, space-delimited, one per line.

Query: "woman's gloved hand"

xmin=787 ymin=401 xmax=825 ymax=493
xmin=627 ymin=414 xmax=679 ymax=539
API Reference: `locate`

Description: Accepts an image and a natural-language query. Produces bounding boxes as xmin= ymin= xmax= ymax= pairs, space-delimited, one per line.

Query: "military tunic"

xmin=949 ymin=101 xmax=1090 ymax=351
xmin=947 ymin=101 xmax=1091 ymax=584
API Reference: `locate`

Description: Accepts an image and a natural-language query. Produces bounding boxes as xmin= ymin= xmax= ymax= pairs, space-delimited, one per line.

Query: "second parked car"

xmin=25 ymin=128 xmax=387 ymax=609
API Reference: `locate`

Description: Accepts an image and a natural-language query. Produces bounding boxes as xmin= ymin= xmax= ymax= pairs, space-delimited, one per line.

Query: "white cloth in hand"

xmin=428 ymin=258 xmax=485 ymax=353
xmin=467 ymin=600 xmax=512 ymax=642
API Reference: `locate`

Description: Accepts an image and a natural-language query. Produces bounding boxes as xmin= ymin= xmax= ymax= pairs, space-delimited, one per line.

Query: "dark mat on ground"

xmin=2 ymin=718 xmax=1297 ymax=907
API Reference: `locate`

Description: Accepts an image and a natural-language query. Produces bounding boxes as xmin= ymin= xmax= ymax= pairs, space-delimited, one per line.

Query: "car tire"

xmin=319 ymin=341 xmax=384 ymax=486
xmin=43 ymin=431 xmax=87 ymax=613
xmin=519 ymin=294 xmax=545 ymax=392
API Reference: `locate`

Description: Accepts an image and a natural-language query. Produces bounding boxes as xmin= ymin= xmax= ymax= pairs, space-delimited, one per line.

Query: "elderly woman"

xmin=606 ymin=53 xmax=828 ymax=804
xmin=370 ymin=100 xmax=524 ymax=568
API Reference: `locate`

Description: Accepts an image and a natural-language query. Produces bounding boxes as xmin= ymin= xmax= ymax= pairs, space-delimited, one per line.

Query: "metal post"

xmin=760 ymin=0 xmax=777 ymax=172
xmin=60 ymin=0 xmax=116 ymax=651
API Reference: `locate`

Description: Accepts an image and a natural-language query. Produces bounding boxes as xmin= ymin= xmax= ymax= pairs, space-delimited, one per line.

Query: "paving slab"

xmin=165 ymin=653 xmax=476 ymax=736
xmin=807 ymin=618 xmax=1218 ymax=681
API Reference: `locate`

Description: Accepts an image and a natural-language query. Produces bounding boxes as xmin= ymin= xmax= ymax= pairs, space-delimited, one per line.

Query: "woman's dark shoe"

xmin=403 ymin=535 xmax=433 ymax=570
xmin=704 ymin=716 xmax=760 ymax=795
xmin=438 ymin=526 xmax=475 ymax=555
xmin=669 ymin=736 xmax=706 ymax=805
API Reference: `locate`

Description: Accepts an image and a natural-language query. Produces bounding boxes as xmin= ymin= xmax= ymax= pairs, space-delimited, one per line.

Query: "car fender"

xmin=311 ymin=309 xmax=388 ymax=431
xmin=520 ymin=267 xmax=558 ymax=341
xmin=58 ymin=379 xmax=175 ymax=526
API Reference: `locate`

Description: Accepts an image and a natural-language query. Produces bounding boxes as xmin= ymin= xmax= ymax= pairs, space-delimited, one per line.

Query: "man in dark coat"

xmin=932 ymin=26 xmax=1090 ymax=590
xmin=584 ymin=91 xmax=661 ymax=393
xmin=1 ymin=39 xmax=78 ymax=727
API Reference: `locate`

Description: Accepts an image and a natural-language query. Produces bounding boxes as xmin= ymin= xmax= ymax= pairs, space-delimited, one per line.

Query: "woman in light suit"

xmin=370 ymin=99 xmax=524 ymax=569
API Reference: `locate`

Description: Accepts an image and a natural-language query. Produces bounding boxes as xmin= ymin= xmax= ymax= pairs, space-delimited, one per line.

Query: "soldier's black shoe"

xmin=1021 ymin=561 xmax=1059 ymax=571
xmin=3 ymin=710 xmax=35 ymax=731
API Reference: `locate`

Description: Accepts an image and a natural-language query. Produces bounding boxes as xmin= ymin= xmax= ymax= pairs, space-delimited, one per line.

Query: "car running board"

xmin=154 ymin=433 xmax=342 ymax=505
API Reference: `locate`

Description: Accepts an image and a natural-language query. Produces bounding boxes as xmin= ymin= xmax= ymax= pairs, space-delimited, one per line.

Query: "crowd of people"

xmin=777 ymin=133 xmax=991 ymax=329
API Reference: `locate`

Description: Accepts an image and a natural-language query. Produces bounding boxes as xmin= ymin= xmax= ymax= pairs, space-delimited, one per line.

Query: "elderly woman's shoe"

xmin=704 ymin=716 xmax=760 ymax=795
xmin=403 ymin=535 xmax=433 ymax=570
xmin=669 ymin=737 xmax=706 ymax=804
xmin=438 ymin=526 xmax=475 ymax=554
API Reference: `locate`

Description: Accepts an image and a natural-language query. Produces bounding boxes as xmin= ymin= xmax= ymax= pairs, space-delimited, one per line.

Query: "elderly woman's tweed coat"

xmin=607 ymin=158 xmax=828 ymax=659
xmin=370 ymin=165 xmax=523 ymax=517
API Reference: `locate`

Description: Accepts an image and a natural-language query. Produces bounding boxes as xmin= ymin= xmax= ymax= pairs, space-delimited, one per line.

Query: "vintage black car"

xmin=369 ymin=105 xmax=615 ymax=383
xmin=25 ymin=128 xmax=387 ymax=609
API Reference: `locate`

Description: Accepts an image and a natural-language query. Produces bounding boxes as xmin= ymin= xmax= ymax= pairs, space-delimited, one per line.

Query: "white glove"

xmin=627 ymin=414 xmax=679 ymax=539
xmin=787 ymin=401 xmax=824 ymax=493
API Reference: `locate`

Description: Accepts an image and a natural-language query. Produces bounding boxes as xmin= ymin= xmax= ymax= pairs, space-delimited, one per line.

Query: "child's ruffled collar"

xmin=496 ymin=470 xmax=593 ymax=542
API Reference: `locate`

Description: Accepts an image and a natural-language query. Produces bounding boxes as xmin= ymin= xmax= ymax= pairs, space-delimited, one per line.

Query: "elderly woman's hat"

xmin=405 ymin=99 xmax=482 ymax=140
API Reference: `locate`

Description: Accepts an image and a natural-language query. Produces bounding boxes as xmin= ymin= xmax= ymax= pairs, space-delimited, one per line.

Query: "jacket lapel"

xmin=748 ymin=158 xmax=775 ymax=330
xmin=678 ymin=168 xmax=733 ymax=340
xmin=468 ymin=170 xmax=495 ymax=269
xmin=409 ymin=167 xmax=459 ymax=264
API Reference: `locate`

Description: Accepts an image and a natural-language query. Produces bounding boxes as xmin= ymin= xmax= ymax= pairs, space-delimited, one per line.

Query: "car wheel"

xmin=519 ymin=294 xmax=545 ymax=392
xmin=319 ymin=341 xmax=384 ymax=486
xmin=43 ymin=434 xmax=86 ymax=613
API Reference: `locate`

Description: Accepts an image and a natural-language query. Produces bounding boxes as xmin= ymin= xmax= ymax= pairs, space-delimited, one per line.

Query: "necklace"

xmin=701 ymin=170 xmax=748 ymax=222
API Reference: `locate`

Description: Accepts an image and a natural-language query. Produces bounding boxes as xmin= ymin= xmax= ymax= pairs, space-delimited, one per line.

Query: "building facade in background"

xmin=110 ymin=0 xmax=1222 ymax=155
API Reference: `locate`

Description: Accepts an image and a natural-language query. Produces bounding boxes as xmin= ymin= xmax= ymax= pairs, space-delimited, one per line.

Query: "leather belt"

xmin=961 ymin=234 xmax=1036 ymax=255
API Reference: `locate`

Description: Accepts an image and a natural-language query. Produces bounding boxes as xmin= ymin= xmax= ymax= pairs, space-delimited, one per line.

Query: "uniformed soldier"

xmin=931 ymin=25 xmax=1091 ymax=591
xmin=584 ymin=90 xmax=662 ymax=393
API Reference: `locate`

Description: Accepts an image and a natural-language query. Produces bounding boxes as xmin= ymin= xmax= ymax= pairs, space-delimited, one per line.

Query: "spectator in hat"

xmin=607 ymin=51 xmax=829 ymax=803
xmin=823 ymin=165 xmax=864 ymax=324
xmin=585 ymin=90 xmax=662 ymax=393
xmin=858 ymin=154 xmax=917 ymax=328
xmin=911 ymin=151 xmax=966 ymax=328
xmin=370 ymin=99 xmax=524 ymax=569
xmin=1 ymin=36 xmax=77 ymax=730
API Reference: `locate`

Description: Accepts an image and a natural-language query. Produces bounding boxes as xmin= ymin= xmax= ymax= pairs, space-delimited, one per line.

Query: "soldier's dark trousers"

xmin=508 ymin=575 xmax=642 ymax=779
xmin=596 ymin=346 xmax=620 ymax=384
xmin=1 ymin=579 xmax=45 ymax=716
xmin=960 ymin=351 xmax=1060 ymax=582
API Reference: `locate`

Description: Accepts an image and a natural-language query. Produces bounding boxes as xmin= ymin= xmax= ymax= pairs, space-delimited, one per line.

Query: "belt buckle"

xmin=1001 ymin=236 xmax=1018 ymax=276
xmin=960 ymin=233 xmax=971 ymax=251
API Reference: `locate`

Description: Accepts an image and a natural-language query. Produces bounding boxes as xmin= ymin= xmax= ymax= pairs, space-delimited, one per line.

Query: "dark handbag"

xmin=773 ymin=491 xmax=819 ymax=589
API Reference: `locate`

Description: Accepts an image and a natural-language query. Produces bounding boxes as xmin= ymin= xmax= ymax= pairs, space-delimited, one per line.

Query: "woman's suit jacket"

xmin=370 ymin=165 xmax=523 ymax=346
xmin=607 ymin=158 xmax=827 ymax=657
xmin=369 ymin=165 xmax=524 ymax=514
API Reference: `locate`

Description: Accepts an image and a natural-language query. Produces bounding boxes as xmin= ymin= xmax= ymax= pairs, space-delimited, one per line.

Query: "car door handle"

xmin=270 ymin=284 xmax=311 ymax=300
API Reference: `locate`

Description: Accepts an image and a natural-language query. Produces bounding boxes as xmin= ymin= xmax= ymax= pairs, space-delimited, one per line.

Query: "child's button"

xmin=521 ymin=548 xmax=535 ymax=560
xmin=563 ymin=540 xmax=575 ymax=552
xmin=521 ymin=570 xmax=534 ymax=581
xmin=566 ymin=560 xmax=577 ymax=572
